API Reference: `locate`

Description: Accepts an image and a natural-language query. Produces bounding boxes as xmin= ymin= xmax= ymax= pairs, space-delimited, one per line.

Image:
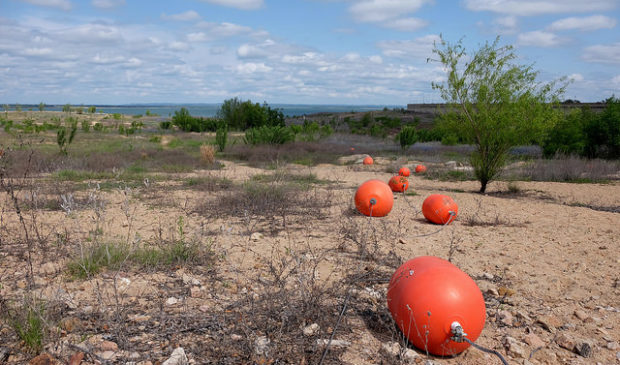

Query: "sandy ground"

xmin=1 ymin=158 xmax=619 ymax=364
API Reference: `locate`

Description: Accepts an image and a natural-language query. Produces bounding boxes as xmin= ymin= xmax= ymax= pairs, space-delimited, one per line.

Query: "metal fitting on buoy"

xmin=450 ymin=321 xmax=467 ymax=342
xmin=369 ymin=198 xmax=377 ymax=205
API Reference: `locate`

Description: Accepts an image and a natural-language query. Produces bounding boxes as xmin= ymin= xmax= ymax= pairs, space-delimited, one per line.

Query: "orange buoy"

xmin=398 ymin=167 xmax=411 ymax=177
xmin=362 ymin=156 xmax=373 ymax=165
xmin=388 ymin=175 xmax=409 ymax=193
xmin=415 ymin=164 xmax=426 ymax=173
xmin=422 ymin=194 xmax=458 ymax=225
xmin=387 ymin=256 xmax=486 ymax=356
xmin=354 ymin=179 xmax=393 ymax=217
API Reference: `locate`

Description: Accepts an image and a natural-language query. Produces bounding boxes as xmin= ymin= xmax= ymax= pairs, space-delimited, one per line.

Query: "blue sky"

xmin=1 ymin=0 xmax=619 ymax=105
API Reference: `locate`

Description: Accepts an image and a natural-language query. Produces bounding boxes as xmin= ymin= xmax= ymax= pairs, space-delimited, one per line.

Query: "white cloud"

xmin=161 ymin=10 xmax=201 ymax=22
xmin=22 ymin=47 xmax=53 ymax=56
xmin=492 ymin=15 xmax=519 ymax=34
xmin=612 ymin=75 xmax=620 ymax=85
xmin=568 ymin=73 xmax=584 ymax=82
xmin=237 ymin=43 xmax=270 ymax=58
xmin=369 ymin=55 xmax=383 ymax=64
xmin=169 ymin=41 xmax=190 ymax=51
xmin=195 ymin=21 xmax=254 ymax=38
xmin=517 ymin=31 xmax=564 ymax=47
xmin=383 ymin=17 xmax=428 ymax=31
xmin=377 ymin=34 xmax=440 ymax=59
xmin=347 ymin=0 xmax=432 ymax=31
xmin=464 ymin=0 xmax=616 ymax=16
xmin=582 ymin=43 xmax=620 ymax=64
xmin=20 ymin=0 xmax=72 ymax=10
xmin=549 ymin=15 xmax=616 ymax=31
xmin=197 ymin=0 xmax=263 ymax=10
xmin=236 ymin=62 xmax=272 ymax=74
xmin=91 ymin=0 xmax=125 ymax=9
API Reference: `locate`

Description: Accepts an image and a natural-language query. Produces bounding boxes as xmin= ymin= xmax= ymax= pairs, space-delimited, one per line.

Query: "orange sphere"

xmin=387 ymin=256 xmax=486 ymax=356
xmin=354 ymin=179 xmax=393 ymax=217
xmin=415 ymin=164 xmax=427 ymax=173
xmin=388 ymin=175 xmax=409 ymax=193
xmin=398 ymin=167 xmax=411 ymax=177
xmin=422 ymin=194 xmax=458 ymax=225
xmin=362 ymin=156 xmax=374 ymax=165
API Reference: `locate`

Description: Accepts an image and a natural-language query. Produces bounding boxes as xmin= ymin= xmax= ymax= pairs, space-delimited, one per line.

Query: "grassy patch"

xmin=67 ymin=240 xmax=215 ymax=279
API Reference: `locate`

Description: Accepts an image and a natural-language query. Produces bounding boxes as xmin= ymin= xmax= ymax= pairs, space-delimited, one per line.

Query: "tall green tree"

xmin=38 ymin=102 xmax=45 ymax=112
xmin=430 ymin=36 xmax=566 ymax=193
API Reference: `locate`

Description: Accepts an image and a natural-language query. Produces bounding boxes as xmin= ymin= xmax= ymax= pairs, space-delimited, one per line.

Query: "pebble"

xmin=574 ymin=309 xmax=590 ymax=321
xmin=100 ymin=340 xmax=118 ymax=352
xmin=162 ymin=347 xmax=188 ymax=365
xmin=503 ymin=336 xmax=527 ymax=358
xmin=231 ymin=334 xmax=243 ymax=341
xmin=380 ymin=342 xmax=400 ymax=357
xmin=574 ymin=341 xmax=592 ymax=358
xmin=315 ymin=339 xmax=351 ymax=347
xmin=537 ymin=315 xmax=562 ymax=332
xmin=498 ymin=310 xmax=514 ymax=326
xmin=555 ymin=333 xmax=576 ymax=351
xmin=606 ymin=341 xmax=619 ymax=350
xmin=524 ymin=333 xmax=546 ymax=348
xmin=254 ymin=336 xmax=270 ymax=355
xmin=250 ymin=232 xmax=264 ymax=241
xmin=302 ymin=323 xmax=320 ymax=337
xmin=165 ymin=297 xmax=179 ymax=306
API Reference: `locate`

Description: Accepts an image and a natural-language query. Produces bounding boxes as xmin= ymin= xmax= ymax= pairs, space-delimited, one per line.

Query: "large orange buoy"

xmin=388 ymin=175 xmax=409 ymax=193
xmin=387 ymin=256 xmax=486 ymax=356
xmin=398 ymin=167 xmax=411 ymax=177
xmin=362 ymin=156 xmax=373 ymax=165
xmin=415 ymin=164 xmax=427 ymax=173
xmin=354 ymin=179 xmax=393 ymax=217
xmin=422 ymin=194 xmax=458 ymax=225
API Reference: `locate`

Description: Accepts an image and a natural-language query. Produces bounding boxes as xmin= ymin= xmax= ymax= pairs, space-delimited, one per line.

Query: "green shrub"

xmin=57 ymin=120 xmax=77 ymax=154
xmin=543 ymin=109 xmax=586 ymax=157
xmin=81 ymin=119 xmax=90 ymax=133
xmin=397 ymin=125 xmax=417 ymax=150
xmin=159 ymin=121 xmax=172 ymax=130
xmin=217 ymin=98 xmax=284 ymax=130
xmin=172 ymin=107 xmax=219 ymax=132
xmin=244 ymin=125 xmax=295 ymax=145
xmin=215 ymin=121 xmax=228 ymax=152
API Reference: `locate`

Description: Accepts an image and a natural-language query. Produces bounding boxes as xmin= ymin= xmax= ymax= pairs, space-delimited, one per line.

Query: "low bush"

xmin=244 ymin=125 xmax=295 ymax=145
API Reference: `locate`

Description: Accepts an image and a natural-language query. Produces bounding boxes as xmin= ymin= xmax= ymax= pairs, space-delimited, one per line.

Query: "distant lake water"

xmin=21 ymin=104 xmax=403 ymax=117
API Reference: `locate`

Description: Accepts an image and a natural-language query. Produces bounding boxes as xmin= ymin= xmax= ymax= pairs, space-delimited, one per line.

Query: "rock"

xmin=477 ymin=281 xmax=499 ymax=296
xmin=100 ymin=340 xmax=118 ymax=352
xmin=524 ymin=333 xmax=546 ymax=349
xmin=254 ymin=336 xmax=270 ymax=355
xmin=60 ymin=317 xmax=82 ymax=332
xmin=574 ymin=341 xmax=592 ymax=358
xmin=250 ymin=232 xmax=264 ymax=241
xmin=315 ymin=339 xmax=351 ymax=347
xmin=40 ymin=262 xmax=61 ymax=275
xmin=573 ymin=309 xmax=590 ymax=322
xmin=380 ymin=341 xmax=400 ymax=357
xmin=182 ymin=274 xmax=201 ymax=286
xmin=445 ymin=161 xmax=457 ymax=169
xmin=190 ymin=286 xmax=202 ymax=298
xmin=403 ymin=348 xmax=420 ymax=362
xmin=336 ymin=154 xmax=368 ymax=165
xmin=606 ymin=341 xmax=618 ymax=350
xmin=537 ymin=315 xmax=562 ymax=332
xmin=29 ymin=353 xmax=58 ymax=365
xmin=302 ymin=323 xmax=320 ymax=337
xmin=616 ymin=351 xmax=620 ymax=361
xmin=98 ymin=351 xmax=116 ymax=360
xmin=555 ymin=333 xmax=576 ymax=351
xmin=503 ymin=336 xmax=526 ymax=358
xmin=198 ymin=305 xmax=209 ymax=313
xmin=231 ymin=334 xmax=243 ymax=341
xmin=498 ymin=310 xmax=514 ymax=326
xmin=165 ymin=297 xmax=179 ymax=306
xmin=162 ymin=347 xmax=188 ymax=365
xmin=481 ymin=272 xmax=494 ymax=280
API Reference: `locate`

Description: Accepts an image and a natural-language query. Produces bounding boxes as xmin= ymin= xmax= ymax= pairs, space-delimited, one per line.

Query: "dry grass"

xmin=200 ymin=144 xmax=215 ymax=165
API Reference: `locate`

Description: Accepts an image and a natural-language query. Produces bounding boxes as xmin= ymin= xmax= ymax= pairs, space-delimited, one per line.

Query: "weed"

xmin=200 ymin=144 xmax=215 ymax=164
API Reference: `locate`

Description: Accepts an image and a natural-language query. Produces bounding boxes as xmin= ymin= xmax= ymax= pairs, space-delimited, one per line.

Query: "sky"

xmin=0 ymin=0 xmax=619 ymax=105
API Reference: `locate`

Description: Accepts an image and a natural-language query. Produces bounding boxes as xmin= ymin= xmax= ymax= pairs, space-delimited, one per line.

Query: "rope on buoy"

xmin=451 ymin=322 xmax=509 ymax=365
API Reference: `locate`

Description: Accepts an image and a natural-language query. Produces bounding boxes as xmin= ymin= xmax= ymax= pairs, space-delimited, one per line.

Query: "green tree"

xmin=38 ymin=102 xmax=45 ymax=112
xmin=584 ymin=96 xmax=620 ymax=159
xmin=430 ymin=36 xmax=565 ymax=193
xmin=88 ymin=106 xmax=96 ymax=114
xmin=62 ymin=103 xmax=72 ymax=114
xmin=542 ymin=108 xmax=588 ymax=157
